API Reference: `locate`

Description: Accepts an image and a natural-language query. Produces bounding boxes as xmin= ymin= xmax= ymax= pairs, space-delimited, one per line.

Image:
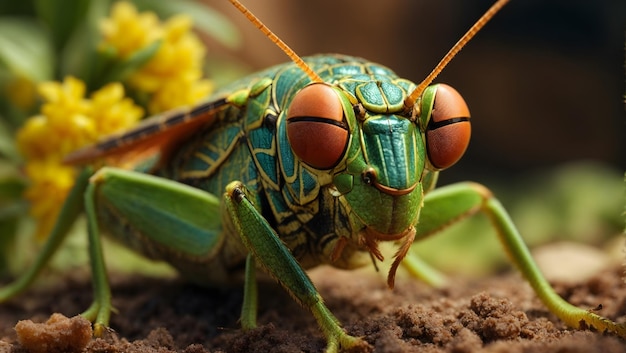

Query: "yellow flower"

xmin=148 ymin=77 xmax=213 ymax=114
xmin=17 ymin=77 xmax=95 ymax=160
xmin=23 ymin=160 xmax=77 ymax=240
xmin=18 ymin=0 xmax=215 ymax=241
xmin=39 ymin=77 xmax=95 ymax=155
xmin=128 ymin=15 xmax=211 ymax=113
xmin=127 ymin=15 xmax=204 ymax=92
xmin=16 ymin=115 xmax=57 ymax=160
xmin=17 ymin=76 xmax=143 ymax=240
xmin=100 ymin=2 xmax=213 ymax=114
xmin=17 ymin=77 xmax=144 ymax=160
xmin=100 ymin=1 xmax=162 ymax=58
xmin=91 ymin=82 xmax=144 ymax=134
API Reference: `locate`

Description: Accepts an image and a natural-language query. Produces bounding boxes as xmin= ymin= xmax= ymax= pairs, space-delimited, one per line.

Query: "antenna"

xmin=228 ymin=0 xmax=324 ymax=83
xmin=404 ymin=0 xmax=510 ymax=110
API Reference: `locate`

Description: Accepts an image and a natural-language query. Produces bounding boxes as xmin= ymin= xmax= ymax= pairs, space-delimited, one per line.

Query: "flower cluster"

xmin=101 ymin=2 xmax=213 ymax=114
xmin=16 ymin=77 xmax=143 ymax=239
xmin=16 ymin=1 xmax=213 ymax=240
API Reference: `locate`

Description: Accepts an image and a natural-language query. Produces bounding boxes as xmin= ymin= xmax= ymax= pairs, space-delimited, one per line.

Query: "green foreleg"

xmin=401 ymin=179 xmax=487 ymax=287
xmin=414 ymin=182 xmax=626 ymax=337
xmin=0 ymin=169 xmax=91 ymax=302
xmin=224 ymin=181 xmax=366 ymax=353
xmin=401 ymin=250 xmax=448 ymax=288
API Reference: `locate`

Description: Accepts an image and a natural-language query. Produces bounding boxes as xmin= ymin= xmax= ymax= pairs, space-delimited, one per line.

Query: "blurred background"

xmin=208 ymin=0 xmax=624 ymax=177
xmin=0 ymin=0 xmax=623 ymax=280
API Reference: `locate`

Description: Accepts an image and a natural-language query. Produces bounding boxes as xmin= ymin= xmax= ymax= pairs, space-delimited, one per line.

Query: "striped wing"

xmin=64 ymin=98 xmax=229 ymax=168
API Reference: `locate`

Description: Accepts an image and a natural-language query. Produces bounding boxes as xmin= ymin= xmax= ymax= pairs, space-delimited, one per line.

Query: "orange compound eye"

xmin=287 ymin=84 xmax=349 ymax=169
xmin=426 ymin=84 xmax=471 ymax=170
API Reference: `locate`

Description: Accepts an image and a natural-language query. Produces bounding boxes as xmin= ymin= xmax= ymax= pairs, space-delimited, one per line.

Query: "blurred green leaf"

xmin=0 ymin=119 xmax=19 ymax=161
xmin=0 ymin=2 xmax=36 ymax=17
xmin=0 ymin=160 xmax=26 ymax=208
xmin=0 ymin=216 xmax=19 ymax=276
xmin=132 ymin=0 xmax=241 ymax=49
xmin=59 ymin=0 xmax=111 ymax=86
xmin=0 ymin=160 xmax=26 ymax=277
xmin=34 ymin=0 xmax=90 ymax=53
xmin=0 ymin=18 xmax=54 ymax=82
xmin=0 ymin=178 xmax=25 ymax=202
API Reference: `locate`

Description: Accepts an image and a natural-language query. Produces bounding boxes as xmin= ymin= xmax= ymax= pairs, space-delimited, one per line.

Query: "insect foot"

xmin=576 ymin=313 xmax=626 ymax=339
xmin=325 ymin=332 xmax=370 ymax=353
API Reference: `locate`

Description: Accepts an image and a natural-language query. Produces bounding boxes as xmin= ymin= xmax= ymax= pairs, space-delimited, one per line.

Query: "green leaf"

xmin=0 ymin=158 xmax=27 ymax=276
xmin=59 ymin=0 xmax=112 ymax=87
xmin=131 ymin=0 xmax=241 ymax=49
xmin=0 ymin=2 xmax=36 ymax=17
xmin=0 ymin=215 xmax=19 ymax=276
xmin=0 ymin=179 xmax=25 ymax=203
xmin=0 ymin=18 xmax=54 ymax=82
xmin=0 ymin=119 xmax=19 ymax=161
xmin=34 ymin=0 xmax=91 ymax=52
xmin=0 ymin=159 xmax=25 ymax=202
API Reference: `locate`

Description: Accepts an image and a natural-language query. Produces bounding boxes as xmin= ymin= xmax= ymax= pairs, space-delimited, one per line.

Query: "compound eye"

xmin=287 ymin=83 xmax=349 ymax=169
xmin=426 ymin=84 xmax=471 ymax=170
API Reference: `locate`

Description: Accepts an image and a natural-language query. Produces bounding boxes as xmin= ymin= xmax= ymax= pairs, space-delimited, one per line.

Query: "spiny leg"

xmin=410 ymin=181 xmax=626 ymax=337
xmin=224 ymin=181 xmax=367 ymax=353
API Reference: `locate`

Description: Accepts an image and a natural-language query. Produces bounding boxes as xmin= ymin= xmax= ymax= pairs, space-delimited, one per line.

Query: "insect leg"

xmin=401 ymin=251 xmax=448 ymax=288
xmin=82 ymin=167 xmax=225 ymax=335
xmin=224 ymin=181 xmax=368 ymax=353
xmin=414 ymin=182 xmax=626 ymax=338
xmin=240 ymin=253 xmax=258 ymax=330
xmin=81 ymin=171 xmax=113 ymax=336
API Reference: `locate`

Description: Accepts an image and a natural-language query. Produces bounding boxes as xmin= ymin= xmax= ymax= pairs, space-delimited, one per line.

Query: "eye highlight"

xmin=424 ymin=84 xmax=471 ymax=170
xmin=286 ymin=83 xmax=349 ymax=169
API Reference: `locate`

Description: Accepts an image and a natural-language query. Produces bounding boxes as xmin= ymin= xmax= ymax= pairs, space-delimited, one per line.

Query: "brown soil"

xmin=1 ymin=264 xmax=625 ymax=353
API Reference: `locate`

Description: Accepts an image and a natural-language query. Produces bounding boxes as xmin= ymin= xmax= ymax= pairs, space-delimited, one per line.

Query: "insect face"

xmin=285 ymin=79 xmax=472 ymax=235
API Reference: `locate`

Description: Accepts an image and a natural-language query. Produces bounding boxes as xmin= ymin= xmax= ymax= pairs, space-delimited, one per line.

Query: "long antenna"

xmin=404 ymin=0 xmax=509 ymax=110
xmin=229 ymin=0 xmax=324 ymax=83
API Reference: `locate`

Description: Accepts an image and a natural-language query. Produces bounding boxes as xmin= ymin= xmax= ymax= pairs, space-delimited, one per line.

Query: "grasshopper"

xmin=1 ymin=0 xmax=625 ymax=352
